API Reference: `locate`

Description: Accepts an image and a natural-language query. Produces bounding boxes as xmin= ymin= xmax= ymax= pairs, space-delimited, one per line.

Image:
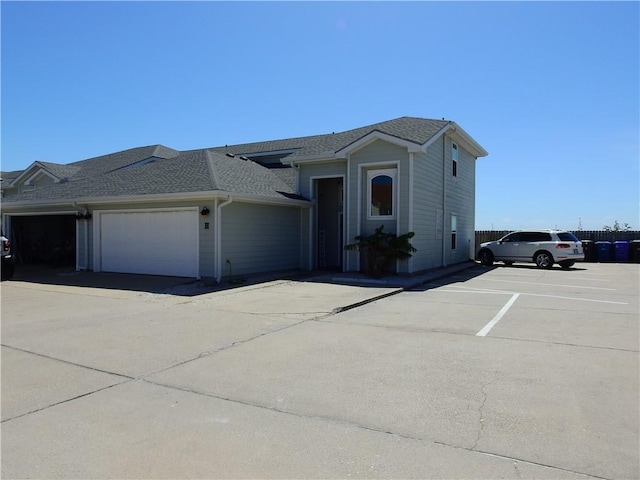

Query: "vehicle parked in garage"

xmin=1 ymin=235 xmax=15 ymax=280
xmin=477 ymin=230 xmax=584 ymax=269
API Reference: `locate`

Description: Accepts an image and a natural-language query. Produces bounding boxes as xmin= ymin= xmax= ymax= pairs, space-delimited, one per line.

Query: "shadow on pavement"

xmin=404 ymin=264 xmax=497 ymax=292
xmin=5 ymin=262 xmax=500 ymax=297
xmin=5 ymin=265 xmax=316 ymax=297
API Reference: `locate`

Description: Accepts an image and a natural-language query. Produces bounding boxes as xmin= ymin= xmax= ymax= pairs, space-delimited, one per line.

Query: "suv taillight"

xmin=2 ymin=241 xmax=9 ymax=252
xmin=556 ymin=243 xmax=570 ymax=249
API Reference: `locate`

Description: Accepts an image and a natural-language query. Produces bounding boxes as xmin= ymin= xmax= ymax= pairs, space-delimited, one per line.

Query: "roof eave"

xmin=445 ymin=122 xmax=489 ymax=158
xmin=0 ymin=190 xmax=311 ymax=211
xmin=281 ymin=153 xmax=345 ymax=165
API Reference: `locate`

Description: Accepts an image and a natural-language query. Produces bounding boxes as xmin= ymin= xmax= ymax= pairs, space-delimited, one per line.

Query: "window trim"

xmin=452 ymin=143 xmax=458 ymax=178
xmin=367 ymin=168 xmax=397 ymax=220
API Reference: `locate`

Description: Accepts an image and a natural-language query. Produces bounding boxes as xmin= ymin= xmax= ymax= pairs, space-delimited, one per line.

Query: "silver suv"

xmin=477 ymin=230 xmax=584 ymax=269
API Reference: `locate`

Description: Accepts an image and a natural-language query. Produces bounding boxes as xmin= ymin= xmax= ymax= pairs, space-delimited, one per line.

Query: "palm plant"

xmin=344 ymin=225 xmax=416 ymax=277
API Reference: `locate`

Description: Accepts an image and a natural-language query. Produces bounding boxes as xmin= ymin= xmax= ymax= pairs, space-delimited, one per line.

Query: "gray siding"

xmin=411 ymin=135 xmax=478 ymax=269
xmin=300 ymin=206 xmax=311 ymax=270
xmin=199 ymin=205 xmax=216 ymax=280
xmin=77 ymin=219 xmax=95 ymax=271
xmin=221 ymin=202 xmax=301 ymax=277
xmin=87 ymin=220 xmax=94 ymax=270
xmin=445 ymin=137 xmax=476 ymax=263
xmin=298 ymin=161 xmax=346 ymax=199
xmin=76 ymin=219 xmax=90 ymax=270
xmin=34 ymin=175 xmax=55 ymax=187
xmin=412 ymin=138 xmax=445 ymax=270
xmin=347 ymin=140 xmax=409 ymax=272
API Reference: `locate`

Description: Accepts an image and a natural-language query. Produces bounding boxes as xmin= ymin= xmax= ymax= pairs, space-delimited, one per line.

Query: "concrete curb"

xmin=330 ymin=261 xmax=479 ymax=314
xmin=331 ymin=288 xmax=404 ymax=314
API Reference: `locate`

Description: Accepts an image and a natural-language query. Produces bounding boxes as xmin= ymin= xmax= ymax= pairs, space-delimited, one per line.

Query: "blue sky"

xmin=2 ymin=1 xmax=638 ymax=231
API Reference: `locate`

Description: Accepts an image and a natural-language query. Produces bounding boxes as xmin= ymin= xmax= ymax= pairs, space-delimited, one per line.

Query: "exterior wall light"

xmin=200 ymin=207 xmax=210 ymax=216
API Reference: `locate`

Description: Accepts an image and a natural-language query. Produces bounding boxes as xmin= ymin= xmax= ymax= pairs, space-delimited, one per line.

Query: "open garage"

xmin=9 ymin=214 xmax=76 ymax=268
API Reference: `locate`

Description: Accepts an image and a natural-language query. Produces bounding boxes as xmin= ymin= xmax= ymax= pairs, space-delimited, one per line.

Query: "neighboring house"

xmin=0 ymin=117 xmax=488 ymax=280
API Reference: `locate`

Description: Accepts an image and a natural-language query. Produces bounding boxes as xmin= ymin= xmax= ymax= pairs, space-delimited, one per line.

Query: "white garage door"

xmin=100 ymin=209 xmax=198 ymax=277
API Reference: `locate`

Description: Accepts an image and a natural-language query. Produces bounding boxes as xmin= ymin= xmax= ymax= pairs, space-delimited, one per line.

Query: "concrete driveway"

xmin=1 ymin=263 xmax=638 ymax=479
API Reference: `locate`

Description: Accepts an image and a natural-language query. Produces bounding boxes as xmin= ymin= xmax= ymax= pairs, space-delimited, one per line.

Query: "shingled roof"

xmin=2 ymin=117 xmax=479 ymax=206
xmin=209 ymin=117 xmax=450 ymax=158
xmin=2 ymin=148 xmax=299 ymax=203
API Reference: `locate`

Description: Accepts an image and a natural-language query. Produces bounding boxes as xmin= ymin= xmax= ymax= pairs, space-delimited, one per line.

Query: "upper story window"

xmin=367 ymin=168 xmax=396 ymax=219
xmin=452 ymin=143 xmax=458 ymax=177
xmin=451 ymin=214 xmax=457 ymax=250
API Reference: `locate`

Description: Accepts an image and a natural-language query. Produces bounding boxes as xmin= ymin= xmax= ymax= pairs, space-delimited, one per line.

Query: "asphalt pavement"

xmin=1 ymin=261 xmax=638 ymax=479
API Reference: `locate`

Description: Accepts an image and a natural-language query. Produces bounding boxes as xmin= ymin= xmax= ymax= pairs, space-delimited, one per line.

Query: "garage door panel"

xmin=100 ymin=210 xmax=198 ymax=277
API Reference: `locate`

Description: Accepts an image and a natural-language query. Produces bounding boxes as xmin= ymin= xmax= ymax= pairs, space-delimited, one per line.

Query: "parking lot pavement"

xmin=1 ymin=263 xmax=638 ymax=479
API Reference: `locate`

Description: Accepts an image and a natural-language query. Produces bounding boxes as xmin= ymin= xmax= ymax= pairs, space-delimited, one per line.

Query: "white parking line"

xmin=518 ymin=292 xmax=628 ymax=305
xmin=440 ymin=285 xmax=628 ymax=305
xmin=476 ymin=293 xmax=520 ymax=337
xmin=481 ymin=278 xmax=616 ymax=291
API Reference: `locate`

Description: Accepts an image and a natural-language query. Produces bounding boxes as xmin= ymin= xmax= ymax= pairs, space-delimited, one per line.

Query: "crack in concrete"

xmin=1 ymin=381 xmax=130 ymax=423
xmin=139 ymin=311 xmax=336 ymax=379
xmin=0 ymin=344 xmax=133 ymax=380
xmin=471 ymin=377 xmax=497 ymax=451
xmin=140 ymin=377 xmax=605 ymax=480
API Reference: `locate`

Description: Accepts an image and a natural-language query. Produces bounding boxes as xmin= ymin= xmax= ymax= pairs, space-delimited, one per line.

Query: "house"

xmin=0 ymin=117 xmax=488 ymax=280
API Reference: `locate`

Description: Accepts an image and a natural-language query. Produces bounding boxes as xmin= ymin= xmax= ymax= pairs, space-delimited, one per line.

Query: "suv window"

xmin=520 ymin=232 xmax=552 ymax=242
xmin=557 ymin=232 xmax=579 ymax=242
xmin=502 ymin=233 xmax=521 ymax=242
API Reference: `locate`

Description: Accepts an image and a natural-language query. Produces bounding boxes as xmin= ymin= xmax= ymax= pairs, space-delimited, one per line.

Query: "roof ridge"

xmin=205 ymin=150 xmax=223 ymax=190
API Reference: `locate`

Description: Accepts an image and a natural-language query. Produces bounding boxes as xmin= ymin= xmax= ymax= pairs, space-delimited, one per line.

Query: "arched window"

xmin=367 ymin=169 xmax=396 ymax=219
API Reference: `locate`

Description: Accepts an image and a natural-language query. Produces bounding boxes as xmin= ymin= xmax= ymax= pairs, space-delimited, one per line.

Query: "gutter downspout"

xmin=215 ymin=196 xmax=233 ymax=283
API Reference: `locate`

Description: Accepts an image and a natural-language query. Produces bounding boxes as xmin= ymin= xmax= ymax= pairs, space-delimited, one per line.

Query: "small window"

xmin=451 ymin=215 xmax=457 ymax=250
xmin=367 ymin=169 xmax=396 ymax=219
xmin=452 ymin=143 xmax=458 ymax=177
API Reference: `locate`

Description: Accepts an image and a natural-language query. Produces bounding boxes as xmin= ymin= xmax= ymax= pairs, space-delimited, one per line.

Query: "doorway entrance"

xmin=315 ymin=177 xmax=344 ymax=270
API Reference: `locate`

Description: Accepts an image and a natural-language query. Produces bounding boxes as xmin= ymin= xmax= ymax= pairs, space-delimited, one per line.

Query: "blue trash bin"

xmin=614 ymin=241 xmax=630 ymax=262
xmin=595 ymin=241 xmax=613 ymax=262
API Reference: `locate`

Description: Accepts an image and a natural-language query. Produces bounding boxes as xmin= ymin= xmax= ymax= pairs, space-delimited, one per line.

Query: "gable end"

xmin=335 ymin=130 xmax=423 ymax=158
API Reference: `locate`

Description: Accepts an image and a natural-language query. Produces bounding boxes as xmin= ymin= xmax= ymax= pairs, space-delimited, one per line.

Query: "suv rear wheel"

xmin=479 ymin=249 xmax=494 ymax=266
xmin=534 ymin=251 xmax=554 ymax=269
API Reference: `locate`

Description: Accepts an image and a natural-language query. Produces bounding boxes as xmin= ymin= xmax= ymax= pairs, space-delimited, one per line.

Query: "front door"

xmin=316 ymin=178 xmax=344 ymax=270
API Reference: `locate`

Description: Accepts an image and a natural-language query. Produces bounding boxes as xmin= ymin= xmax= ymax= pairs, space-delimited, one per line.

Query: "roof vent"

xmin=226 ymin=153 xmax=235 ymax=158
xmin=240 ymin=156 xmax=249 ymax=161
